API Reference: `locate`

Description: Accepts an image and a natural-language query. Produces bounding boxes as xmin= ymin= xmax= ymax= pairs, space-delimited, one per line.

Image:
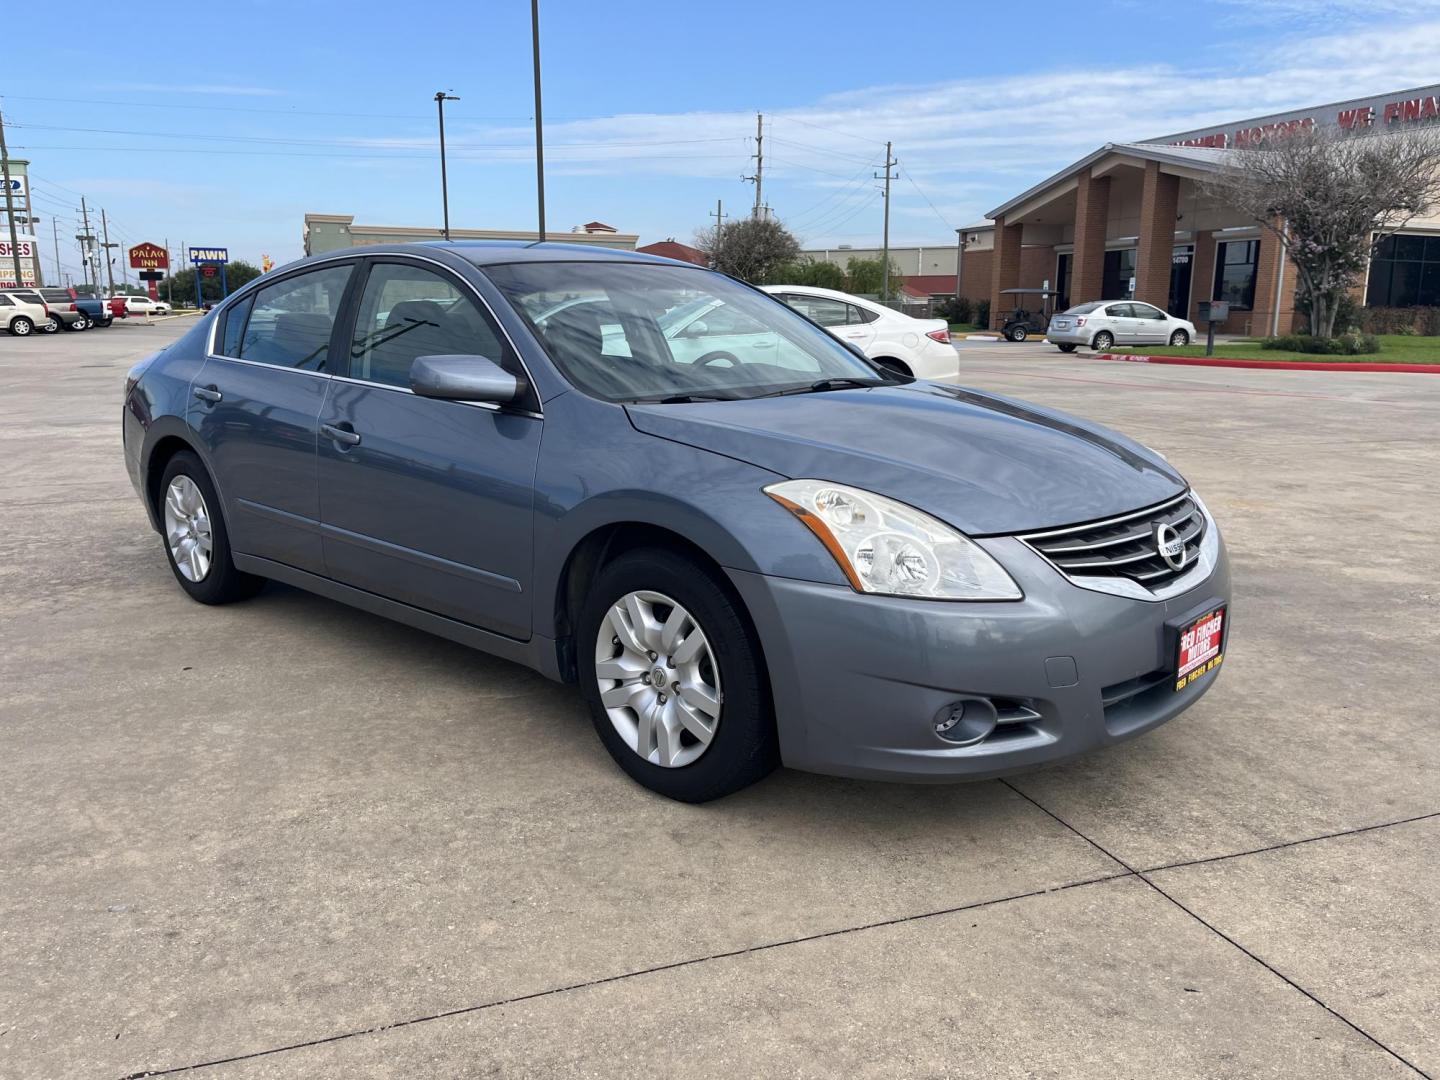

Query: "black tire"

xmin=157 ymin=450 xmax=264 ymax=605
xmin=875 ymin=357 xmax=911 ymax=378
xmin=577 ymin=547 xmax=777 ymax=802
xmin=9 ymin=316 xmax=34 ymax=337
xmin=1169 ymin=329 xmax=1190 ymax=346
xmin=1008 ymin=326 xmax=1028 ymax=342
xmin=1091 ymin=330 xmax=1114 ymax=350
xmin=1056 ymin=343 xmax=1077 ymax=353
xmin=42 ymin=315 xmax=60 ymax=334
xmin=68 ymin=314 xmax=90 ymax=331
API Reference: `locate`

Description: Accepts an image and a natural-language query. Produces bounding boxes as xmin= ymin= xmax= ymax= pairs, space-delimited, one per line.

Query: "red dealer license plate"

xmin=1174 ymin=606 xmax=1225 ymax=692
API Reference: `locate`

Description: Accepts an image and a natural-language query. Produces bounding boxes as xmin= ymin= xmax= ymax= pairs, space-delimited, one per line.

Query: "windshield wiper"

xmin=758 ymin=377 xmax=891 ymax=398
xmin=624 ymin=392 xmax=739 ymax=404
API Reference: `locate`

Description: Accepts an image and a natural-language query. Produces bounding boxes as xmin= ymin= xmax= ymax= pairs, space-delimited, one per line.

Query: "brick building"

xmin=973 ymin=84 xmax=1440 ymax=334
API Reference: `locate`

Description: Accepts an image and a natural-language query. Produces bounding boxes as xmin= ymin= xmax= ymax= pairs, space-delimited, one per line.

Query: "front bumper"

xmin=728 ymin=527 xmax=1230 ymax=782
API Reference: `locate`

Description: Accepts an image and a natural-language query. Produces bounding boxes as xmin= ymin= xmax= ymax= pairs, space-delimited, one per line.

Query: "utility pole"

xmin=710 ymin=199 xmax=727 ymax=270
xmin=434 ymin=91 xmax=460 ymax=240
xmin=743 ymin=113 xmax=765 ymax=219
xmin=78 ymin=198 xmax=96 ymax=294
xmin=165 ymin=237 xmax=172 ymax=304
xmin=53 ymin=217 xmax=62 ymax=291
xmin=875 ymin=142 xmax=898 ymax=302
xmin=0 ymin=108 xmax=23 ymax=289
xmin=531 ymin=0 xmax=547 ymax=242
xmin=100 ymin=208 xmax=117 ymax=297
xmin=953 ymin=228 xmax=965 ymax=308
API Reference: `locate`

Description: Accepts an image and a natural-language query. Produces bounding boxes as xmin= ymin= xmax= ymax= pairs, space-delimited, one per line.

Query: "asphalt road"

xmin=2 ymin=322 xmax=1436 ymax=1078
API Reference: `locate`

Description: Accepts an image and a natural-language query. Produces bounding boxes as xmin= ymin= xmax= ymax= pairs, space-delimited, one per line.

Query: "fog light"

xmin=933 ymin=698 xmax=998 ymax=746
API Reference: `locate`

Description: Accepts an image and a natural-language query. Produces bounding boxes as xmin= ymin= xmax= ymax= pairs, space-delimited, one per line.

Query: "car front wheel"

xmin=578 ymin=547 xmax=777 ymax=802
xmin=158 ymin=451 xmax=264 ymax=605
xmin=1169 ymin=329 xmax=1190 ymax=346
xmin=1091 ymin=330 xmax=1114 ymax=350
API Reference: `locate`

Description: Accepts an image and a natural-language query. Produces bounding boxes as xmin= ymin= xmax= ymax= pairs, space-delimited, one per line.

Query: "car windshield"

xmin=482 ymin=260 xmax=893 ymax=402
xmin=1062 ymin=302 xmax=1104 ymax=314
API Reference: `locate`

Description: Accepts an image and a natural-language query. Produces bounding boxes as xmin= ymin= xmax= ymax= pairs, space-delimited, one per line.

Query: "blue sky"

xmin=7 ymin=0 xmax=1440 ymax=282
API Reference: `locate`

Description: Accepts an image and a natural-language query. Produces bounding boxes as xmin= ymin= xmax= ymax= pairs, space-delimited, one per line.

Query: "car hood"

xmin=626 ymin=382 xmax=1186 ymax=535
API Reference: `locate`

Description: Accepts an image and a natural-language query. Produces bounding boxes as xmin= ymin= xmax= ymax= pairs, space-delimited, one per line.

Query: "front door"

xmin=316 ymin=259 xmax=541 ymax=640
xmin=1129 ymin=301 xmax=1171 ymax=343
xmin=1169 ymin=246 xmax=1194 ymax=317
xmin=192 ymin=261 xmax=355 ymax=574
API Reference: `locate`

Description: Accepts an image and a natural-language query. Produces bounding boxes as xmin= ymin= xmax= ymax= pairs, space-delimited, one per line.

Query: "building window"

xmin=1102 ymin=248 xmax=1136 ymax=300
xmin=1366 ymin=234 xmax=1440 ymax=307
xmin=1213 ymin=240 xmax=1259 ymax=311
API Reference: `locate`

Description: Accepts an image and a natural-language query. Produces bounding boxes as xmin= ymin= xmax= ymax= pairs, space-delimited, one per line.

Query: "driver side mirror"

xmin=409 ymin=354 xmax=526 ymax=404
xmin=682 ymin=320 xmax=709 ymax=337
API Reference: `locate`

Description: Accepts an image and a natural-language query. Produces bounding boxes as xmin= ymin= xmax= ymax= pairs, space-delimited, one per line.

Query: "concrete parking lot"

xmin=2 ymin=322 xmax=1436 ymax=1079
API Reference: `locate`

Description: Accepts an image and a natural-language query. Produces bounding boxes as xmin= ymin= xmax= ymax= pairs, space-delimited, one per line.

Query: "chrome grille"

xmin=1020 ymin=492 xmax=1205 ymax=592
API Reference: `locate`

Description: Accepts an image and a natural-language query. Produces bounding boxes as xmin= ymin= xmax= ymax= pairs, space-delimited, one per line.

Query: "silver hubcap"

xmin=594 ymin=590 xmax=721 ymax=768
xmin=163 ymin=475 xmax=213 ymax=582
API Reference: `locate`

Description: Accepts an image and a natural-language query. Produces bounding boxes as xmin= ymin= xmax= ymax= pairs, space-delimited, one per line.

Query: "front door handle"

xmin=321 ymin=422 xmax=362 ymax=447
xmin=193 ymin=385 xmax=222 ymax=403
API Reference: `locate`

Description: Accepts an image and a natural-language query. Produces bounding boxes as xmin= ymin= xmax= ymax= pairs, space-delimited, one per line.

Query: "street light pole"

xmin=953 ymin=227 xmax=964 ymax=307
xmin=531 ymin=0 xmax=546 ymax=242
xmin=434 ymin=92 xmax=460 ymax=240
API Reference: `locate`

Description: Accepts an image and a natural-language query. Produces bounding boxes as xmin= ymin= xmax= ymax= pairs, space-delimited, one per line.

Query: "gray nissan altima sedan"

xmin=122 ymin=242 xmax=1230 ymax=802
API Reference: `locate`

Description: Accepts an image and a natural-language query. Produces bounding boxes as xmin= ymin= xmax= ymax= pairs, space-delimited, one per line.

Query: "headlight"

xmin=764 ymin=480 xmax=1022 ymax=601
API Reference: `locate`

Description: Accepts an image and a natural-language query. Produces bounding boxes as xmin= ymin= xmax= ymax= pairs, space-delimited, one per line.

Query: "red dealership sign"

xmin=201 ymin=265 xmax=217 ymax=278
xmin=128 ymin=242 xmax=169 ymax=270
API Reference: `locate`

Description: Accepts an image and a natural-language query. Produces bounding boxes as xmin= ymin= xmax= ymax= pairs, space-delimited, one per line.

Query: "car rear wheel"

xmin=1169 ymin=329 xmax=1190 ymax=346
xmin=42 ymin=315 xmax=60 ymax=333
xmin=875 ymin=357 xmax=911 ymax=378
xmin=1056 ymin=343 xmax=1077 ymax=353
xmin=578 ymin=547 xmax=777 ymax=802
xmin=1091 ymin=330 xmax=1114 ymax=350
xmin=158 ymin=451 xmax=264 ymax=605
xmin=68 ymin=314 xmax=90 ymax=331
xmin=1008 ymin=326 xmax=1028 ymax=342
xmin=9 ymin=316 xmax=34 ymax=337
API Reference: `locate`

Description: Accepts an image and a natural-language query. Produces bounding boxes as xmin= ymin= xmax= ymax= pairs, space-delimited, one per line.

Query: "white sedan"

xmin=761 ymin=285 xmax=958 ymax=380
xmin=1046 ymin=300 xmax=1196 ymax=352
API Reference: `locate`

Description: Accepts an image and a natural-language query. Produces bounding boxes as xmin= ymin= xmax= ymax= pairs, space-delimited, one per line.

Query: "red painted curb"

xmin=1094 ymin=352 xmax=1440 ymax=374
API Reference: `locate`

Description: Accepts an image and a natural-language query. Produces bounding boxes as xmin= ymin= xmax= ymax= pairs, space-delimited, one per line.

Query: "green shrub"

xmin=1358 ymin=306 xmax=1440 ymax=336
xmin=974 ymin=298 xmax=991 ymax=330
xmin=1261 ymin=332 xmax=1380 ymax=355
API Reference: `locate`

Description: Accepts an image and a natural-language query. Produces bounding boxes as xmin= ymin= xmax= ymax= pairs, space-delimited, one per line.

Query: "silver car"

xmin=1048 ymin=301 xmax=1196 ymax=353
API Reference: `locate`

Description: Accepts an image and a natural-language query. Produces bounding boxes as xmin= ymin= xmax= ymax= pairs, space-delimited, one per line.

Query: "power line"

xmin=767 ymin=136 xmax=877 ymax=166
xmin=0 ymin=94 xmax=606 ymax=122
xmin=768 ymin=113 xmax=887 ymax=150
xmin=900 ymin=166 xmax=954 ymax=231
xmin=14 ymin=144 xmax=747 ymax=163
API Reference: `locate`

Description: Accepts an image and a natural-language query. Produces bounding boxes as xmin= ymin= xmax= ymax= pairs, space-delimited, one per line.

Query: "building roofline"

xmin=1143 ymin=81 xmax=1440 ymax=144
xmin=986 ymin=143 xmax=1232 ymax=220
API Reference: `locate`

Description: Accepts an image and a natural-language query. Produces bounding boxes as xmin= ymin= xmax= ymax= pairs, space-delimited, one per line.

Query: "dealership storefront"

xmin=966 ymin=84 xmax=1440 ymax=334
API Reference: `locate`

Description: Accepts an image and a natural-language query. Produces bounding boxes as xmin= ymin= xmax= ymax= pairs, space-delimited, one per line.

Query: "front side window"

xmin=484 ymin=261 xmax=888 ymax=402
xmin=1213 ymin=240 xmax=1259 ymax=311
xmin=349 ymin=262 xmax=512 ymax=388
xmin=238 ymin=264 xmax=352 ymax=371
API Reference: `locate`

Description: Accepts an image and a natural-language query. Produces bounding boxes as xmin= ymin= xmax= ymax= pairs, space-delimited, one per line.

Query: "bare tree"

xmin=1202 ymin=125 xmax=1440 ymax=337
xmin=694 ymin=216 xmax=800 ymax=284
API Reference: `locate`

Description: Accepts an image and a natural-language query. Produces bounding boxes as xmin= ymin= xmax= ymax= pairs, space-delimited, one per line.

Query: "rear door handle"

xmin=321 ymin=422 xmax=362 ymax=447
xmin=193 ymin=385 xmax=222 ymax=403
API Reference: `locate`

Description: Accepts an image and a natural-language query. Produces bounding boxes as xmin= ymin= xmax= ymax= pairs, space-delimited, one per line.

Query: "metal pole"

xmin=100 ymin=208 xmax=116 ymax=297
xmin=220 ymin=263 xmax=228 ymax=300
xmin=164 ymin=237 xmax=172 ymax=304
xmin=1270 ymin=220 xmax=1287 ymax=337
xmin=876 ymin=141 xmax=897 ymax=302
xmin=53 ymin=217 xmax=62 ymax=292
xmin=953 ymin=228 xmax=964 ymax=306
xmin=0 ymin=109 xmax=23 ymax=288
xmin=435 ymin=92 xmax=453 ymax=240
xmin=753 ymin=113 xmax=764 ymax=219
xmin=80 ymin=198 xmax=94 ymax=293
xmin=711 ymin=199 xmax=725 ymax=270
xmin=531 ymin=0 xmax=546 ymax=242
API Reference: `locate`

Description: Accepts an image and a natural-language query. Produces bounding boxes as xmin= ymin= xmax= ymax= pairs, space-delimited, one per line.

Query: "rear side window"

xmin=219 ymin=296 xmax=253 ymax=357
xmin=238 ymin=264 xmax=352 ymax=372
xmin=783 ymin=294 xmax=851 ymax=327
xmin=0 ymin=295 xmax=13 ymax=307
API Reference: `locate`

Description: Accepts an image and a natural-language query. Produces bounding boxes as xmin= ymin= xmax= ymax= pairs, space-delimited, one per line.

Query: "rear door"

xmin=191 ymin=260 xmax=356 ymax=575
xmin=315 ymin=258 xmax=542 ymax=640
xmin=1105 ymin=303 xmax=1138 ymax=343
xmin=779 ymin=294 xmax=877 ymax=354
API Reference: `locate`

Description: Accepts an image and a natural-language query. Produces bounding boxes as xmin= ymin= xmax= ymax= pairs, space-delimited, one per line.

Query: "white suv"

xmin=1 ymin=291 xmax=50 ymax=336
xmin=117 ymin=295 xmax=171 ymax=317
xmin=761 ymin=285 xmax=958 ymax=380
